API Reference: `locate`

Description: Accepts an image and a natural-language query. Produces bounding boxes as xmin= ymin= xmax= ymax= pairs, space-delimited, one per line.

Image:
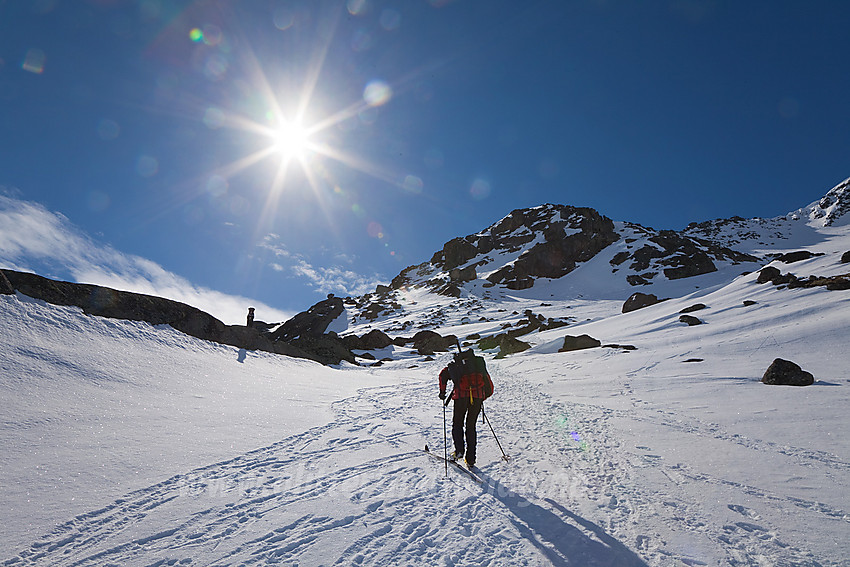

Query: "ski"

xmin=423 ymin=445 xmax=483 ymax=484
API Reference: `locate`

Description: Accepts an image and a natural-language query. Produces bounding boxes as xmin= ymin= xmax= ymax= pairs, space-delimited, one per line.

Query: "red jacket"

xmin=439 ymin=354 xmax=493 ymax=401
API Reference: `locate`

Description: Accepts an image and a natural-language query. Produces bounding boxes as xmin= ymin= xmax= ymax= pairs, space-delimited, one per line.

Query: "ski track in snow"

xmin=3 ymin=370 xmax=640 ymax=566
xmin=5 ymin=358 xmax=844 ymax=566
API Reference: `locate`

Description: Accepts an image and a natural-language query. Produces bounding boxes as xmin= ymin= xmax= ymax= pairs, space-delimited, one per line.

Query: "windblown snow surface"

xmin=2 ymin=226 xmax=850 ymax=565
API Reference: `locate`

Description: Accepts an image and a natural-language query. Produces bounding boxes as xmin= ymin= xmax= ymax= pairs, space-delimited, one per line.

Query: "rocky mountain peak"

xmin=409 ymin=204 xmax=619 ymax=293
xmin=793 ymin=177 xmax=850 ymax=226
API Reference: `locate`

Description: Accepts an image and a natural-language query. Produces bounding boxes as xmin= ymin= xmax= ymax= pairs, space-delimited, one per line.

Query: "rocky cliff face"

xmin=385 ymin=202 xmax=762 ymax=298
xmin=391 ymin=204 xmax=620 ymax=295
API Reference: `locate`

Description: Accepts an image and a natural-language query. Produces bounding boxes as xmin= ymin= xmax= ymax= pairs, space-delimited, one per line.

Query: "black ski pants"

xmin=452 ymin=397 xmax=482 ymax=464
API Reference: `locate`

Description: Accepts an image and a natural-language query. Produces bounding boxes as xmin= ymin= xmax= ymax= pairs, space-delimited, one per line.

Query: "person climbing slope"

xmin=438 ymin=347 xmax=493 ymax=468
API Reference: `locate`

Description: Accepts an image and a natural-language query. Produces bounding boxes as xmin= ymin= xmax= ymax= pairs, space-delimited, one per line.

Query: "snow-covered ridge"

xmin=340 ymin=178 xmax=850 ymax=344
xmin=792 ymin=176 xmax=850 ymax=226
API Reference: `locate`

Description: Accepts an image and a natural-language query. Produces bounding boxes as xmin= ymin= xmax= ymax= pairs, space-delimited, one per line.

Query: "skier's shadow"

xmin=476 ymin=471 xmax=648 ymax=567
xmin=237 ymin=349 xmax=247 ymax=363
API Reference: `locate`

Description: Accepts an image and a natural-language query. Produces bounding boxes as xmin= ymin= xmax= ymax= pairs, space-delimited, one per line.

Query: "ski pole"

xmin=442 ymin=396 xmax=448 ymax=477
xmin=482 ymin=406 xmax=510 ymax=461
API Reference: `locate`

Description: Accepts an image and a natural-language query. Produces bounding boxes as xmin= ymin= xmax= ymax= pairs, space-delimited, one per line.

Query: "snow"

xmin=2 ymin=218 xmax=850 ymax=565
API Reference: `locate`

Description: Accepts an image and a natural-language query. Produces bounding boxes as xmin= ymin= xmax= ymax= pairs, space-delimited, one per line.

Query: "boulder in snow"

xmin=361 ymin=329 xmax=393 ymax=350
xmin=680 ymin=303 xmax=707 ymax=314
xmin=559 ymin=334 xmax=602 ymax=352
xmin=756 ymin=266 xmax=781 ymax=284
xmin=622 ymin=292 xmax=661 ymax=313
xmin=761 ymin=358 xmax=815 ymax=386
xmin=841 ymin=251 xmax=850 ymax=264
xmin=412 ymin=330 xmax=455 ymax=355
xmin=679 ymin=315 xmax=703 ymax=326
xmin=777 ymin=250 xmax=820 ymax=263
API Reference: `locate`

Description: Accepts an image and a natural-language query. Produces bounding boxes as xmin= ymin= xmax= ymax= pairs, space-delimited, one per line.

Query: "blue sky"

xmin=1 ymin=0 xmax=849 ymax=324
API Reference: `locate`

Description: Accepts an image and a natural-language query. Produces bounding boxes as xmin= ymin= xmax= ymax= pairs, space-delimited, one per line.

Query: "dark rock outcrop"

xmin=679 ymin=303 xmax=707 ymax=314
xmin=679 ymin=315 xmax=703 ymax=326
xmin=485 ymin=206 xmax=619 ymax=288
xmin=438 ymin=237 xmax=480 ymax=271
xmin=269 ymin=295 xmax=344 ymax=342
xmin=841 ymin=251 xmax=850 ymax=264
xmin=622 ymin=292 xmax=661 ymax=313
xmin=756 ymin=266 xmax=779 ymax=283
xmin=2 ymin=269 xmax=356 ymax=366
xmin=412 ymin=330 xmax=455 ymax=355
xmin=361 ymin=329 xmax=393 ymax=350
xmin=622 ymin=229 xmax=757 ymax=282
xmin=756 ymin=266 xmax=850 ymax=291
xmin=0 ymin=271 xmax=13 ymax=295
xmin=777 ymin=250 xmax=820 ymax=263
xmin=559 ymin=334 xmax=601 ymax=352
xmin=288 ymin=334 xmax=356 ymax=366
xmin=801 ymin=177 xmax=850 ymax=226
xmin=761 ymin=358 xmax=815 ymax=386
xmin=2 ymin=269 xmax=231 ymax=344
xmin=477 ymin=333 xmax=531 ymax=358
xmin=449 ymin=265 xmax=477 ymax=283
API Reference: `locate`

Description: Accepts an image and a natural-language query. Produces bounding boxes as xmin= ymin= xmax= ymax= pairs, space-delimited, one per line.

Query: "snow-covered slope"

xmin=2 ymin=211 xmax=850 ymax=564
xmin=0 ymin=295 xmax=395 ymax=555
xmin=2 ymin=178 xmax=849 ymax=565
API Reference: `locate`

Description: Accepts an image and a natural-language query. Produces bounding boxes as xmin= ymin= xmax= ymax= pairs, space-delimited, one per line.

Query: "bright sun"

xmin=273 ymin=120 xmax=310 ymax=160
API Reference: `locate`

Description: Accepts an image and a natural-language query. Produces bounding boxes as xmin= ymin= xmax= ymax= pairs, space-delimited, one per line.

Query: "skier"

xmin=246 ymin=307 xmax=255 ymax=327
xmin=438 ymin=348 xmax=493 ymax=468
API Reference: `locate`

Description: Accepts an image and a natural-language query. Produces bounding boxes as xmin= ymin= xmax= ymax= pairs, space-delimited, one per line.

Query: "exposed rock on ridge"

xmin=796 ymin=177 xmax=850 ymax=226
xmin=401 ymin=204 xmax=621 ymax=294
xmin=1 ymin=270 xmax=355 ymax=366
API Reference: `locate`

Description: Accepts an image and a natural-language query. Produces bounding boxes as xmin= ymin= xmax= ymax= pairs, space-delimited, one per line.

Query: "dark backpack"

xmin=447 ymin=350 xmax=493 ymax=400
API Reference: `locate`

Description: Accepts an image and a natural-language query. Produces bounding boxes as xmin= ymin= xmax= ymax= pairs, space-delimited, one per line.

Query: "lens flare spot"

xmin=203 ymin=53 xmax=228 ymax=81
xmin=274 ymin=8 xmax=295 ymax=30
xmin=201 ymin=24 xmax=223 ymax=46
xmin=206 ymin=175 xmax=228 ymax=196
xmin=22 ymin=48 xmax=46 ymax=74
xmin=97 ymin=119 xmax=120 ymax=140
xmin=363 ymin=80 xmax=392 ymax=107
xmin=347 ymin=0 xmax=369 ymax=16
xmin=351 ymin=29 xmax=373 ymax=52
xmin=470 ymin=178 xmax=491 ymax=200
xmin=403 ymin=174 xmax=424 ymax=194
xmin=136 ymin=155 xmax=159 ymax=177
xmin=367 ymin=221 xmax=383 ymax=238
xmin=189 ymin=28 xmax=203 ymax=42
xmin=203 ymin=107 xmax=226 ymax=129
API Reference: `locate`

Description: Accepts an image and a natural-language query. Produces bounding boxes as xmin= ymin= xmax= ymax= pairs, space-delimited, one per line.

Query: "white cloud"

xmin=290 ymin=260 xmax=383 ymax=297
xmin=259 ymin=234 xmax=384 ymax=297
xmin=0 ymin=191 xmax=292 ymax=325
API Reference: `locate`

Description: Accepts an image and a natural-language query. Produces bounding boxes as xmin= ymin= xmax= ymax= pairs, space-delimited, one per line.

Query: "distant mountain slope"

xmin=340 ymin=177 xmax=850 ymax=338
